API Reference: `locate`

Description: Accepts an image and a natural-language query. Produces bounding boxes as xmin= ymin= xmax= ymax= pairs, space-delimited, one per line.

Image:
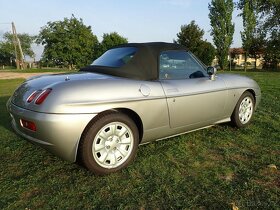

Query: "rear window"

xmin=91 ymin=47 xmax=137 ymax=67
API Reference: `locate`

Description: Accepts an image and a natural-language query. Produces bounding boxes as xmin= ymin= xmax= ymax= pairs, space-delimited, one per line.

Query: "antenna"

xmin=11 ymin=22 xmax=25 ymax=69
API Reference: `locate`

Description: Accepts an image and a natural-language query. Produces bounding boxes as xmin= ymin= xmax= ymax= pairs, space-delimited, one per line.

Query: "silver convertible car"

xmin=7 ymin=42 xmax=261 ymax=175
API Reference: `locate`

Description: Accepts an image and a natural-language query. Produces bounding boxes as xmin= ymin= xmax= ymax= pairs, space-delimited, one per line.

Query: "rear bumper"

xmin=7 ymin=100 xmax=96 ymax=162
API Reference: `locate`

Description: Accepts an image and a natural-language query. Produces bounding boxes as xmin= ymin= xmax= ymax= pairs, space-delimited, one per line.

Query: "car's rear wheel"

xmin=79 ymin=112 xmax=139 ymax=175
xmin=231 ymin=91 xmax=255 ymax=128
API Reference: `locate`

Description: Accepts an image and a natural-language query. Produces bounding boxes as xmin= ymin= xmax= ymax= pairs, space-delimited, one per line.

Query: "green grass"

xmin=1 ymin=68 xmax=73 ymax=73
xmin=0 ymin=72 xmax=279 ymax=209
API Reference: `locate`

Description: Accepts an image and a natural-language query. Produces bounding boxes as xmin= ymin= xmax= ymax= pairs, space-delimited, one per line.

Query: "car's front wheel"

xmin=231 ymin=91 xmax=255 ymax=128
xmin=79 ymin=112 xmax=139 ymax=175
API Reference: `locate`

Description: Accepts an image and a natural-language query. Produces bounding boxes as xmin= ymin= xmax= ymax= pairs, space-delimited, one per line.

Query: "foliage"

xmin=257 ymin=0 xmax=280 ymax=36
xmin=176 ymin=20 xmax=204 ymax=51
xmin=238 ymin=0 xmax=258 ymax=71
xmin=209 ymin=0 xmax=235 ymax=70
xmin=262 ymin=33 xmax=280 ymax=70
xmin=197 ymin=40 xmax=216 ymax=66
xmin=248 ymin=30 xmax=266 ymax=69
xmin=0 ymin=32 xmax=35 ymax=66
xmin=236 ymin=0 xmax=280 ymax=70
xmin=256 ymin=0 xmax=280 ymax=69
xmin=95 ymin=32 xmax=128 ymax=59
xmin=175 ymin=20 xmax=216 ymax=66
xmin=36 ymin=15 xmax=98 ymax=69
xmin=0 ymin=42 xmax=13 ymax=66
xmin=0 ymin=72 xmax=279 ymax=209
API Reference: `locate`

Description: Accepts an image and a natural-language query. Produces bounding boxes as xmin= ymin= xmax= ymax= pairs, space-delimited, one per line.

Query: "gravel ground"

xmin=0 ymin=72 xmax=61 ymax=80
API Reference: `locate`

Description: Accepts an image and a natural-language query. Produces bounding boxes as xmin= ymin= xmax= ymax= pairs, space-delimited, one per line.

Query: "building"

xmin=229 ymin=48 xmax=264 ymax=68
xmin=212 ymin=48 xmax=264 ymax=69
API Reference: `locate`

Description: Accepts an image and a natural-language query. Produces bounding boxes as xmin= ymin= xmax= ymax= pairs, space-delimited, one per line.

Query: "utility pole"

xmin=11 ymin=22 xmax=25 ymax=69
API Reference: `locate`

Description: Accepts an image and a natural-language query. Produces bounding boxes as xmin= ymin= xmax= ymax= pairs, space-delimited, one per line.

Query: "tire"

xmin=231 ymin=91 xmax=255 ymax=128
xmin=78 ymin=112 xmax=139 ymax=175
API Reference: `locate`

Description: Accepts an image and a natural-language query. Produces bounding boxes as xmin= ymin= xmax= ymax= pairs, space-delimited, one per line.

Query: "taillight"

xmin=20 ymin=119 xmax=37 ymax=131
xmin=27 ymin=90 xmax=40 ymax=103
xmin=35 ymin=88 xmax=52 ymax=105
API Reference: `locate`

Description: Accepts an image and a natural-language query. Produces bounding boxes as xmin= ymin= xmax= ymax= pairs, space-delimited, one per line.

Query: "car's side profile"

xmin=7 ymin=42 xmax=261 ymax=175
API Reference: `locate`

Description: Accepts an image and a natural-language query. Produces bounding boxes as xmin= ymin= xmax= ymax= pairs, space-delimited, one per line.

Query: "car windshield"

xmin=91 ymin=47 xmax=137 ymax=67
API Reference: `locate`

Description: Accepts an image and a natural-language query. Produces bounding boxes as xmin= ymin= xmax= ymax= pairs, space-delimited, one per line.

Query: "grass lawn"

xmin=0 ymin=72 xmax=279 ymax=209
xmin=0 ymin=68 xmax=72 ymax=73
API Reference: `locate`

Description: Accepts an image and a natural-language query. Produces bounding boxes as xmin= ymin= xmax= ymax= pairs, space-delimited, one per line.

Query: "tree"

xmin=0 ymin=42 xmax=14 ymax=66
xmin=209 ymin=0 xmax=235 ymax=70
xmin=176 ymin=20 xmax=204 ymax=52
xmin=0 ymin=32 xmax=35 ymax=66
xmin=36 ymin=15 xmax=98 ymax=69
xmin=263 ymin=33 xmax=280 ymax=70
xmin=175 ymin=20 xmax=216 ymax=66
xmin=196 ymin=40 xmax=216 ymax=66
xmin=257 ymin=0 xmax=280 ymax=36
xmin=236 ymin=0 xmax=279 ymax=70
xmin=95 ymin=32 xmax=128 ymax=58
xmin=257 ymin=0 xmax=280 ymax=69
xmin=248 ymin=30 xmax=265 ymax=69
xmin=237 ymin=0 xmax=258 ymax=71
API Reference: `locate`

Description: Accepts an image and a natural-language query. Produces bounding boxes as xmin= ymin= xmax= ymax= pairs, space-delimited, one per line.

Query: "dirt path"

xmin=0 ymin=72 xmax=62 ymax=80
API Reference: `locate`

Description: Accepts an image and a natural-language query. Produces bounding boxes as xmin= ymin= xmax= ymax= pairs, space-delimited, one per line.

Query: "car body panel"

xmin=161 ymin=76 xmax=227 ymax=128
xmin=7 ymin=42 xmax=261 ymax=164
xmin=7 ymin=72 xmax=260 ymax=162
xmin=7 ymin=99 xmax=96 ymax=161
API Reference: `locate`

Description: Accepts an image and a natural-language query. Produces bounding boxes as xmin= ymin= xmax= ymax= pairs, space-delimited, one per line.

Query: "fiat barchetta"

xmin=7 ymin=42 xmax=261 ymax=175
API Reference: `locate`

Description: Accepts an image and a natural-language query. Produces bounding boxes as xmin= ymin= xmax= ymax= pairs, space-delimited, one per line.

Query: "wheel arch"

xmin=114 ymin=108 xmax=144 ymax=142
xmin=230 ymin=89 xmax=256 ymax=128
xmin=231 ymin=89 xmax=256 ymax=116
xmin=245 ymin=88 xmax=256 ymax=106
xmin=76 ymin=108 xmax=143 ymax=162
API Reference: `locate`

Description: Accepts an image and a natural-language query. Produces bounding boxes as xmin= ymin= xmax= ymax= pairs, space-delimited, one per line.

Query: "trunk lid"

xmin=11 ymin=72 xmax=115 ymax=109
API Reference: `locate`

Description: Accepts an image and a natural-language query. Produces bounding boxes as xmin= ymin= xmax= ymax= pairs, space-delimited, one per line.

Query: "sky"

xmin=0 ymin=0 xmax=243 ymax=60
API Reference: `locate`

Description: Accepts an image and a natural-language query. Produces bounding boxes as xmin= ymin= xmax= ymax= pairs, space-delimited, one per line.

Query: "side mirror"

xmin=206 ymin=66 xmax=217 ymax=80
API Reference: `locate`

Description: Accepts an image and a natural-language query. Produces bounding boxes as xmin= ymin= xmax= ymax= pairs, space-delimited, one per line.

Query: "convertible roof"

xmin=80 ymin=42 xmax=187 ymax=80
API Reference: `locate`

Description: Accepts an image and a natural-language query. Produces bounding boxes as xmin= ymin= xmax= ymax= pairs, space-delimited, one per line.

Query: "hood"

xmin=10 ymin=71 xmax=117 ymax=109
xmin=218 ymin=73 xmax=261 ymax=96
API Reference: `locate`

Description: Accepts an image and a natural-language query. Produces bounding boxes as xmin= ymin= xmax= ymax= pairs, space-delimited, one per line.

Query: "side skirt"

xmin=139 ymin=117 xmax=231 ymax=146
xmin=139 ymin=125 xmax=213 ymax=146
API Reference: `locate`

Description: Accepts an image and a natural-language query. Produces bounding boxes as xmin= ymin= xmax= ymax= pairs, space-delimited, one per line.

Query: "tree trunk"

xmin=15 ymin=59 xmax=20 ymax=70
xmin=244 ymin=53 xmax=247 ymax=72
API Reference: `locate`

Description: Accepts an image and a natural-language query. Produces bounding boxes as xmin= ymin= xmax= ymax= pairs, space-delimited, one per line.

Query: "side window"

xmin=159 ymin=50 xmax=206 ymax=80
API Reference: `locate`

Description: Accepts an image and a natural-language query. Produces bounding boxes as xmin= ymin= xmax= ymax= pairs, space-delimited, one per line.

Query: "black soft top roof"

xmin=80 ymin=42 xmax=187 ymax=80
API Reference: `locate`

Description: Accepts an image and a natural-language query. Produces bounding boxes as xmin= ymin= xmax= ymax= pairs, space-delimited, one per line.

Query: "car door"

xmin=159 ymin=50 xmax=227 ymax=128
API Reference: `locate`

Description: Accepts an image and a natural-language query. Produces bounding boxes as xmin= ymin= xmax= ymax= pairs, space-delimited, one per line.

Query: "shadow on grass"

xmin=0 ymin=96 xmax=14 ymax=132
